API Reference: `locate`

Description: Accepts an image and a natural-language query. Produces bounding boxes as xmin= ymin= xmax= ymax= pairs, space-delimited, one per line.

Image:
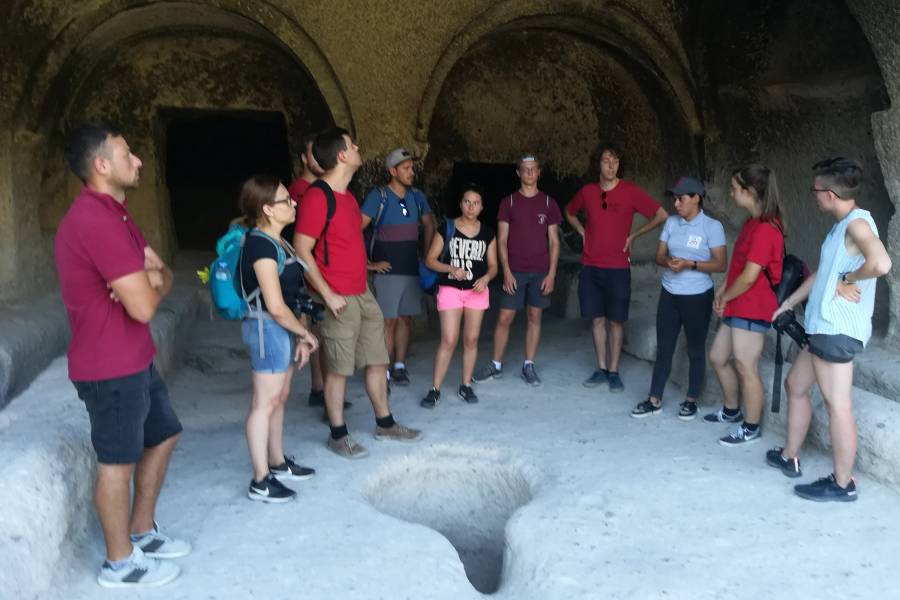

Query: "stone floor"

xmin=41 ymin=315 xmax=900 ymax=600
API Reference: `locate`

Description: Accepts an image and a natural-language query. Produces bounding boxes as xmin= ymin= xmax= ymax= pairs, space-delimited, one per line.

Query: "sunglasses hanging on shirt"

xmin=398 ymin=196 xmax=409 ymax=217
xmin=601 ymin=191 xmax=608 ymax=210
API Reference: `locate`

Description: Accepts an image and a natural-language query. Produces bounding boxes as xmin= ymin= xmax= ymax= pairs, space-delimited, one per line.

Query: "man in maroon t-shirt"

xmin=55 ymin=124 xmax=189 ymax=587
xmin=565 ymin=143 xmax=667 ymax=392
xmin=295 ymin=127 xmax=422 ymax=459
xmin=473 ymin=154 xmax=561 ymax=386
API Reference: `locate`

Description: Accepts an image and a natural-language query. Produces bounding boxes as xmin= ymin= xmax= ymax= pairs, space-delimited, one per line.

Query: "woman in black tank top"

xmin=421 ymin=184 xmax=497 ymax=407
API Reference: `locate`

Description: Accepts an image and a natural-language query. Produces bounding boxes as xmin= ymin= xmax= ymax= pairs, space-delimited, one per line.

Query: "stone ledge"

xmin=0 ymin=279 xmax=204 ymax=600
xmin=623 ymin=288 xmax=900 ymax=491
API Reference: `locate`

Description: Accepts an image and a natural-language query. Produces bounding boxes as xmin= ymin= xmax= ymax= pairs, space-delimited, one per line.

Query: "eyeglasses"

xmin=271 ymin=197 xmax=293 ymax=206
xmin=601 ymin=191 xmax=608 ymax=210
xmin=397 ymin=197 xmax=409 ymax=217
xmin=810 ymin=187 xmax=842 ymax=198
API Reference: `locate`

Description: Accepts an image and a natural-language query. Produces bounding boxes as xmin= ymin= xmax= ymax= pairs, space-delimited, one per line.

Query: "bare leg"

xmin=783 ymin=348 xmax=816 ymax=458
xmin=246 ymin=372 xmax=289 ymax=482
xmin=324 ymin=372 xmax=347 ymax=427
xmin=591 ymin=317 xmax=608 ymax=370
xmin=608 ymin=321 xmax=625 ymax=372
xmin=130 ymin=433 xmax=180 ymax=535
xmin=731 ymin=328 xmax=766 ymax=423
xmin=383 ymin=318 xmax=398 ymax=364
xmin=394 ymin=316 xmax=411 ymax=363
xmin=708 ymin=324 xmax=739 ymax=410
xmin=524 ymin=306 xmax=542 ymax=362
xmin=461 ymin=308 xmax=486 ymax=385
xmin=432 ymin=308 xmax=462 ymax=389
xmin=95 ymin=463 xmax=135 ymax=561
xmin=812 ymin=355 xmax=857 ymax=486
xmin=309 ymin=320 xmax=325 ymax=391
xmin=492 ymin=309 xmax=516 ymax=362
xmin=267 ymin=365 xmax=296 ymax=465
xmin=364 ymin=364 xmax=391 ymax=418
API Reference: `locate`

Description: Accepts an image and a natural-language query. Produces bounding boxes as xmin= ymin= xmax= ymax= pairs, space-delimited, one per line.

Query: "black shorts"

xmin=808 ymin=334 xmax=864 ymax=364
xmin=578 ymin=266 xmax=631 ymax=322
xmin=73 ymin=364 xmax=182 ymax=464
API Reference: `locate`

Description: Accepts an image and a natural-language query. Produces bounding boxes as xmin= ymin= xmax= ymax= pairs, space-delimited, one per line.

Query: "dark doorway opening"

xmin=164 ymin=110 xmax=293 ymax=250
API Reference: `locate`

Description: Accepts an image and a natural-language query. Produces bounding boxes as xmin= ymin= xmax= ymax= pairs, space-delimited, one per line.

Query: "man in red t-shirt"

xmin=288 ymin=132 xmax=333 ymax=410
xmin=473 ymin=154 xmax=561 ymax=386
xmin=565 ymin=143 xmax=668 ymax=392
xmin=55 ymin=124 xmax=189 ymax=587
xmin=295 ymin=127 xmax=422 ymax=459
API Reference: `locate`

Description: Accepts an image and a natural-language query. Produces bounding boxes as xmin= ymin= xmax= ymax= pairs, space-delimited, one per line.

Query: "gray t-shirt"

xmin=659 ymin=211 xmax=726 ymax=295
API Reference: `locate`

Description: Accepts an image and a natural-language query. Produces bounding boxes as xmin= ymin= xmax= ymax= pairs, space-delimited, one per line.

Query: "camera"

xmin=772 ymin=309 xmax=809 ymax=347
xmin=296 ymin=293 xmax=326 ymax=324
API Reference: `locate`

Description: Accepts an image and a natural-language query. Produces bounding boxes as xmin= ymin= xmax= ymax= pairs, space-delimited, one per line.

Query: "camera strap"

xmin=771 ymin=333 xmax=783 ymax=413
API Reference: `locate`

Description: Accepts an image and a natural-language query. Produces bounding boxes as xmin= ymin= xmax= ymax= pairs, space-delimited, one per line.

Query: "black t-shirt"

xmin=239 ymin=232 xmax=305 ymax=312
xmin=438 ymin=219 xmax=494 ymax=290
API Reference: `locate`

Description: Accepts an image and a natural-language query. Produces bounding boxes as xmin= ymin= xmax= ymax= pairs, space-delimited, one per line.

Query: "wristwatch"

xmin=691 ymin=261 xmax=698 ymax=271
xmin=841 ymin=272 xmax=855 ymax=285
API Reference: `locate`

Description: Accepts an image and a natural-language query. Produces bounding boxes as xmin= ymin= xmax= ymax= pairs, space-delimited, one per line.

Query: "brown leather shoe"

xmin=326 ymin=435 xmax=369 ymax=459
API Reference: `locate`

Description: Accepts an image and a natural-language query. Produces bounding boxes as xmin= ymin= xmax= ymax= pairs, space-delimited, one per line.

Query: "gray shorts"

xmin=372 ymin=274 xmax=423 ymax=319
xmin=499 ymin=271 xmax=551 ymax=310
xmin=808 ymin=334 xmax=864 ymax=364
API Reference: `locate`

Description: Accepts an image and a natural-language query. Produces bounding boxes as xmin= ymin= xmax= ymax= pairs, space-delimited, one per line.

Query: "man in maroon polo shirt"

xmin=56 ymin=123 xmax=189 ymax=588
xmin=565 ymin=142 xmax=668 ymax=393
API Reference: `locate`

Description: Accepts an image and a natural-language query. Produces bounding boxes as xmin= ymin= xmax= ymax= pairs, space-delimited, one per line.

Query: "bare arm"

xmin=773 ymin=271 xmax=818 ymax=320
xmin=473 ymin=238 xmax=498 ymax=293
xmin=844 ymin=218 xmax=892 ymax=282
xmin=540 ymin=224 xmax=561 ymax=295
xmin=143 ymin=246 xmax=174 ymax=297
xmin=421 ymin=213 xmax=435 ymax=258
xmin=564 ymin=208 xmax=584 ymax=238
xmin=109 ymin=271 xmax=163 ymax=324
xmin=295 ymin=232 xmax=347 ymax=316
xmin=625 ymin=206 xmax=669 ymax=252
xmin=655 ymin=240 xmax=670 ymax=268
xmin=718 ymin=261 xmax=763 ymax=305
xmin=253 ymin=259 xmax=311 ymax=337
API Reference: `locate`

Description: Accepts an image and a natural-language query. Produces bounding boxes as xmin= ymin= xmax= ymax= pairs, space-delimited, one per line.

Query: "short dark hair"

xmin=460 ymin=182 xmax=484 ymax=201
xmin=64 ymin=122 xmax=123 ymax=182
xmin=813 ymin=156 xmax=863 ymax=199
xmin=596 ymin=142 xmax=623 ymax=161
xmin=239 ymin=174 xmax=281 ymax=227
xmin=312 ymin=127 xmax=350 ymax=171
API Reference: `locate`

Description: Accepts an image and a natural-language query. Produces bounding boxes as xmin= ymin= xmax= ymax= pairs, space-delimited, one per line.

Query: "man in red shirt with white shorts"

xmin=565 ymin=143 xmax=668 ymax=392
xmin=295 ymin=127 xmax=422 ymax=459
xmin=56 ymin=123 xmax=190 ymax=588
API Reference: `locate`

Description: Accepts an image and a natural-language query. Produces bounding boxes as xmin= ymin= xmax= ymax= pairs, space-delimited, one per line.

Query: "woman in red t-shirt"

xmin=706 ymin=165 xmax=784 ymax=446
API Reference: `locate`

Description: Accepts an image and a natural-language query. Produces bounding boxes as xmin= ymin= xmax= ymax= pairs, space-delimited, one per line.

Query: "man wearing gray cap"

xmin=361 ymin=148 xmax=435 ymax=386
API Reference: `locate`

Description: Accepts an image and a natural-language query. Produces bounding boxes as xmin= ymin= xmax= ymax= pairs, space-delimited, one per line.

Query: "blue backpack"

xmin=209 ymin=224 xmax=286 ymax=320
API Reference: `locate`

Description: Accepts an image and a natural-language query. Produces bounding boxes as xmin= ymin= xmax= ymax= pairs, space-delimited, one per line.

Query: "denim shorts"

xmin=499 ymin=271 xmax=551 ymax=310
xmin=72 ymin=364 xmax=183 ymax=464
xmin=723 ymin=316 xmax=771 ymax=334
xmin=242 ymin=317 xmax=293 ymax=373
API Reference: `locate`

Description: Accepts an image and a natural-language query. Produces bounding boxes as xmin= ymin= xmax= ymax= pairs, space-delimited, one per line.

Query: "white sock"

xmin=523 ymin=360 xmax=534 ymax=367
xmin=394 ymin=362 xmax=406 ymax=370
xmin=386 ymin=370 xmax=391 ymax=381
xmin=492 ymin=360 xmax=502 ymax=369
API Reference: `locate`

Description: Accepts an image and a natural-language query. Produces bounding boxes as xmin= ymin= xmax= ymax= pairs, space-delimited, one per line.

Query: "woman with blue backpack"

xmin=237 ymin=175 xmax=319 ymax=503
xmin=420 ymin=183 xmax=498 ymax=408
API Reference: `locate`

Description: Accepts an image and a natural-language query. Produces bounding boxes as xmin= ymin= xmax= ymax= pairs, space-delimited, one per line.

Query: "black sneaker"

xmin=458 ymin=385 xmax=479 ymax=404
xmin=718 ymin=424 xmax=761 ymax=446
xmin=420 ymin=388 xmax=440 ymax=409
xmin=607 ymin=372 xmax=625 ymax=393
xmin=765 ymin=447 xmax=802 ymax=478
xmin=248 ymin=474 xmax=296 ymax=503
xmin=630 ymin=398 xmax=661 ymax=418
xmin=269 ymin=455 xmax=316 ymax=481
xmin=703 ymin=406 xmax=743 ymax=423
xmin=309 ymin=390 xmax=352 ymax=409
xmin=521 ymin=363 xmax=541 ymax=386
xmin=473 ymin=362 xmax=503 ymax=383
xmin=678 ymin=401 xmax=698 ymax=421
xmin=794 ymin=474 xmax=858 ymax=502
xmin=583 ymin=369 xmax=608 ymax=388
xmin=392 ymin=367 xmax=410 ymax=386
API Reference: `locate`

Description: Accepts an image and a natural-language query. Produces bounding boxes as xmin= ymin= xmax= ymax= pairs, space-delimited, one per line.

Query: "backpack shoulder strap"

xmin=248 ymin=229 xmax=287 ymax=274
xmin=546 ymin=193 xmax=550 ymax=208
xmin=441 ymin=218 xmax=456 ymax=262
xmin=410 ymin=187 xmax=426 ymax=216
xmin=309 ymin=179 xmax=337 ymax=266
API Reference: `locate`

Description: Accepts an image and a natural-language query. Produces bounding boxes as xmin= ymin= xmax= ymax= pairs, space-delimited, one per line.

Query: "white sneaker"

xmin=97 ymin=547 xmax=180 ymax=588
xmin=132 ymin=522 xmax=192 ymax=559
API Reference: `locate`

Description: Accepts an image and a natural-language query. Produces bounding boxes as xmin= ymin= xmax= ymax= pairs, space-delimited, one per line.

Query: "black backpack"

xmin=309 ymin=179 xmax=337 ymax=266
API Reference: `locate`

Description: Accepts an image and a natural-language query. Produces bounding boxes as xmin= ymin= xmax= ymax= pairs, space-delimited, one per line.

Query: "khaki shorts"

xmin=317 ymin=287 xmax=389 ymax=376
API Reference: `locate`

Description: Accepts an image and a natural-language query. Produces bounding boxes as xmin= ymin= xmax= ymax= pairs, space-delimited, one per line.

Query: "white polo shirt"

xmin=659 ymin=211 xmax=727 ymax=295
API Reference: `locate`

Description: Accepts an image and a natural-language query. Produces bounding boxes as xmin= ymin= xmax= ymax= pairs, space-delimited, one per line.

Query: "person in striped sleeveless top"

xmin=768 ymin=157 xmax=892 ymax=502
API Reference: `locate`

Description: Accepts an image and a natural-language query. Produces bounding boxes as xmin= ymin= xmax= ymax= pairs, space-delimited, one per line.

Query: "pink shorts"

xmin=436 ymin=285 xmax=489 ymax=311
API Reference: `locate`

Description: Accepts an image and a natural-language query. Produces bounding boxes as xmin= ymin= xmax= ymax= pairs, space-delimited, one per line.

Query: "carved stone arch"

xmin=415 ymin=0 xmax=702 ymax=142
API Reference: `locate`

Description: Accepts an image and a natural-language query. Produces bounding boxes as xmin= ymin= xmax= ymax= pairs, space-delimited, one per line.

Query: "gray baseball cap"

xmin=385 ymin=148 xmax=416 ymax=170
